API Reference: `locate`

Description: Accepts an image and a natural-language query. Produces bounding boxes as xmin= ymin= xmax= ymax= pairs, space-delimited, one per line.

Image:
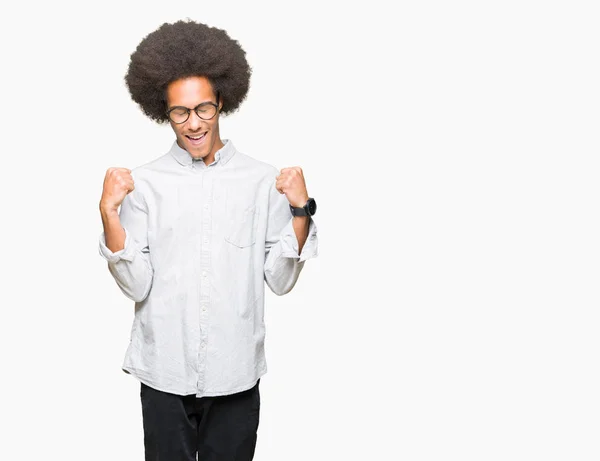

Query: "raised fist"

xmin=276 ymin=166 xmax=310 ymax=208
xmin=100 ymin=167 xmax=135 ymax=212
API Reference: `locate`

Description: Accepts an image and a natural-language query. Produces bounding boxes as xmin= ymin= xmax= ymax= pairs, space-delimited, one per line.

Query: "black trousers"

xmin=140 ymin=379 xmax=260 ymax=461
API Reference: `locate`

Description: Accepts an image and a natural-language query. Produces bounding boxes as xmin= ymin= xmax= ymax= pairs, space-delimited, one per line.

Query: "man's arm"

xmin=264 ymin=168 xmax=318 ymax=296
xmin=98 ymin=169 xmax=154 ymax=302
xmin=101 ymin=207 xmax=126 ymax=253
xmin=292 ymin=215 xmax=311 ymax=255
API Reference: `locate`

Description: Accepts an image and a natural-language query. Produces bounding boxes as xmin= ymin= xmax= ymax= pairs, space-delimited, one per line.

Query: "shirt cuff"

xmin=98 ymin=227 xmax=135 ymax=263
xmin=279 ymin=217 xmax=318 ymax=263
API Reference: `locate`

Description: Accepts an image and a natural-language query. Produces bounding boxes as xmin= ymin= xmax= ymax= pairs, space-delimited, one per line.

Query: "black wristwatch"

xmin=290 ymin=198 xmax=317 ymax=217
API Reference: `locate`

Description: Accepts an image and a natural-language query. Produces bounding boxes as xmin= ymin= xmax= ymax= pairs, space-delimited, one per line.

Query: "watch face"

xmin=307 ymin=198 xmax=317 ymax=215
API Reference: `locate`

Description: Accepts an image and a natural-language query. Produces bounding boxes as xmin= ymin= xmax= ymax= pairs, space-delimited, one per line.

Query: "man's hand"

xmin=275 ymin=167 xmax=310 ymax=207
xmin=100 ymin=167 xmax=135 ymax=213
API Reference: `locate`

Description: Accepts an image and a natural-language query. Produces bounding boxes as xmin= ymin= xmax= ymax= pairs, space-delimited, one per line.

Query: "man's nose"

xmin=187 ymin=110 xmax=204 ymax=130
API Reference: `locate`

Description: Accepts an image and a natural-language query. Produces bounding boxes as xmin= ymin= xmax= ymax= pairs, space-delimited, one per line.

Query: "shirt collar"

xmin=169 ymin=138 xmax=236 ymax=167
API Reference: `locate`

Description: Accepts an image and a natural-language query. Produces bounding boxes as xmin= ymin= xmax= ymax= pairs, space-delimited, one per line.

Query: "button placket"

xmin=196 ymin=168 xmax=213 ymax=393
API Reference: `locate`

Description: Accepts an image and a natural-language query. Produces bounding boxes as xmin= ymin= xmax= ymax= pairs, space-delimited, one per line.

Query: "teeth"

xmin=189 ymin=133 xmax=206 ymax=140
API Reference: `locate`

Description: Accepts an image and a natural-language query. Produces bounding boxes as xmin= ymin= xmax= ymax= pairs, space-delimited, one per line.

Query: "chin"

xmin=186 ymin=142 xmax=204 ymax=154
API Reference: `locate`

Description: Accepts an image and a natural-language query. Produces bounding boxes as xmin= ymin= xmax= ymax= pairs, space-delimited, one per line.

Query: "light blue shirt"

xmin=98 ymin=139 xmax=318 ymax=397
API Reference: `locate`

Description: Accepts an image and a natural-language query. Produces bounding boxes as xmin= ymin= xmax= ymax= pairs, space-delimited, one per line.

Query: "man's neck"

xmin=204 ymin=138 xmax=225 ymax=165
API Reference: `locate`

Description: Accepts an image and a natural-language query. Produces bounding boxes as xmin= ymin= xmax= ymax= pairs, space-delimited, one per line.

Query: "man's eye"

xmin=172 ymin=108 xmax=188 ymax=116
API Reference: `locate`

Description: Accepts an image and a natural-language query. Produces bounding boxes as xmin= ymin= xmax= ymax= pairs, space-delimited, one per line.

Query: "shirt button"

xmin=202 ymin=270 xmax=207 ymax=277
xmin=204 ymin=205 xmax=209 ymax=210
xmin=202 ymin=306 xmax=207 ymax=312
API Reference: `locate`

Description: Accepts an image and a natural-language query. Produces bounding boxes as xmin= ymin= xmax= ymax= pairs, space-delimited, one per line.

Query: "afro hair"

xmin=125 ymin=19 xmax=252 ymax=123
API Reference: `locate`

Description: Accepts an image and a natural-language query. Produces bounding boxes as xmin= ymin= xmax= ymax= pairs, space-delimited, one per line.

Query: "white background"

xmin=0 ymin=1 xmax=598 ymax=460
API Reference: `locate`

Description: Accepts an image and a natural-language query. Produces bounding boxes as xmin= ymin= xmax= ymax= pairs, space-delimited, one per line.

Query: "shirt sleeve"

xmin=98 ymin=180 xmax=154 ymax=302
xmin=263 ymin=178 xmax=319 ymax=296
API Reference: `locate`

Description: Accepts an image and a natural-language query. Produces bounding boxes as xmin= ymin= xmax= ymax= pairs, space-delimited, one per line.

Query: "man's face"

xmin=165 ymin=76 xmax=224 ymax=163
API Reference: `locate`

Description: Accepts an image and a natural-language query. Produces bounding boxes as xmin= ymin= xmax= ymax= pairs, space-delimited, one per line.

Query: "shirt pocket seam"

xmin=224 ymin=203 xmax=259 ymax=248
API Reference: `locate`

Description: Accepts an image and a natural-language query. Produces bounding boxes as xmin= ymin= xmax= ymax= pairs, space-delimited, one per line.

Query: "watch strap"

xmin=289 ymin=203 xmax=309 ymax=216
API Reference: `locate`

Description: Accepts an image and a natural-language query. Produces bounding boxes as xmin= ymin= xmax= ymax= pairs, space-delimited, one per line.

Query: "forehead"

xmin=166 ymin=76 xmax=216 ymax=106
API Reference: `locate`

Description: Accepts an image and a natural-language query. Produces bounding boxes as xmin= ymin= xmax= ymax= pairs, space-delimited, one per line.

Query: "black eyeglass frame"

xmin=165 ymin=92 xmax=221 ymax=124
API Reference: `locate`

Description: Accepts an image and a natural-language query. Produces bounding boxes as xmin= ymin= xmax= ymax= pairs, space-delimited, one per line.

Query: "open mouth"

xmin=186 ymin=132 xmax=207 ymax=145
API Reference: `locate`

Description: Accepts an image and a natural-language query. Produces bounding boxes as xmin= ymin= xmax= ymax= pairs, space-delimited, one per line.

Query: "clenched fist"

xmin=99 ymin=167 xmax=135 ymax=212
xmin=275 ymin=167 xmax=310 ymax=208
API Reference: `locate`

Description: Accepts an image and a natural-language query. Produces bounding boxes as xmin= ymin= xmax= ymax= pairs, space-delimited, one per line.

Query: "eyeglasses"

xmin=166 ymin=94 xmax=220 ymax=124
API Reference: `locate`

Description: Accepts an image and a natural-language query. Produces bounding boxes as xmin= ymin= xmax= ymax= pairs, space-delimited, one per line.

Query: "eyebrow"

xmin=168 ymin=100 xmax=215 ymax=110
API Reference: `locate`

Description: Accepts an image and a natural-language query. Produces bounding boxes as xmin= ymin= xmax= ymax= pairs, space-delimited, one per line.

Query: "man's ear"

xmin=217 ymin=91 xmax=223 ymax=112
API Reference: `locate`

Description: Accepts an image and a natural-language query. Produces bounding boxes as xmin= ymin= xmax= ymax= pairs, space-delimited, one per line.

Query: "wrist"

xmin=289 ymin=196 xmax=310 ymax=208
xmin=99 ymin=202 xmax=119 ymax=217
xmin=289 ymin=197 xmax=317 ymax=217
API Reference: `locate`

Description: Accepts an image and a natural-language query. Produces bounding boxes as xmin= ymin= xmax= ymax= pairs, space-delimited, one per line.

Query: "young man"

xmin=98 ymin=20 xmax=318 ymax=460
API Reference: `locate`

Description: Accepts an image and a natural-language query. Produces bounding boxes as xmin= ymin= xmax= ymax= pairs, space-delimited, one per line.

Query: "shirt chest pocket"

xmin=224 ymin=195 xmax=260 ymax=248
